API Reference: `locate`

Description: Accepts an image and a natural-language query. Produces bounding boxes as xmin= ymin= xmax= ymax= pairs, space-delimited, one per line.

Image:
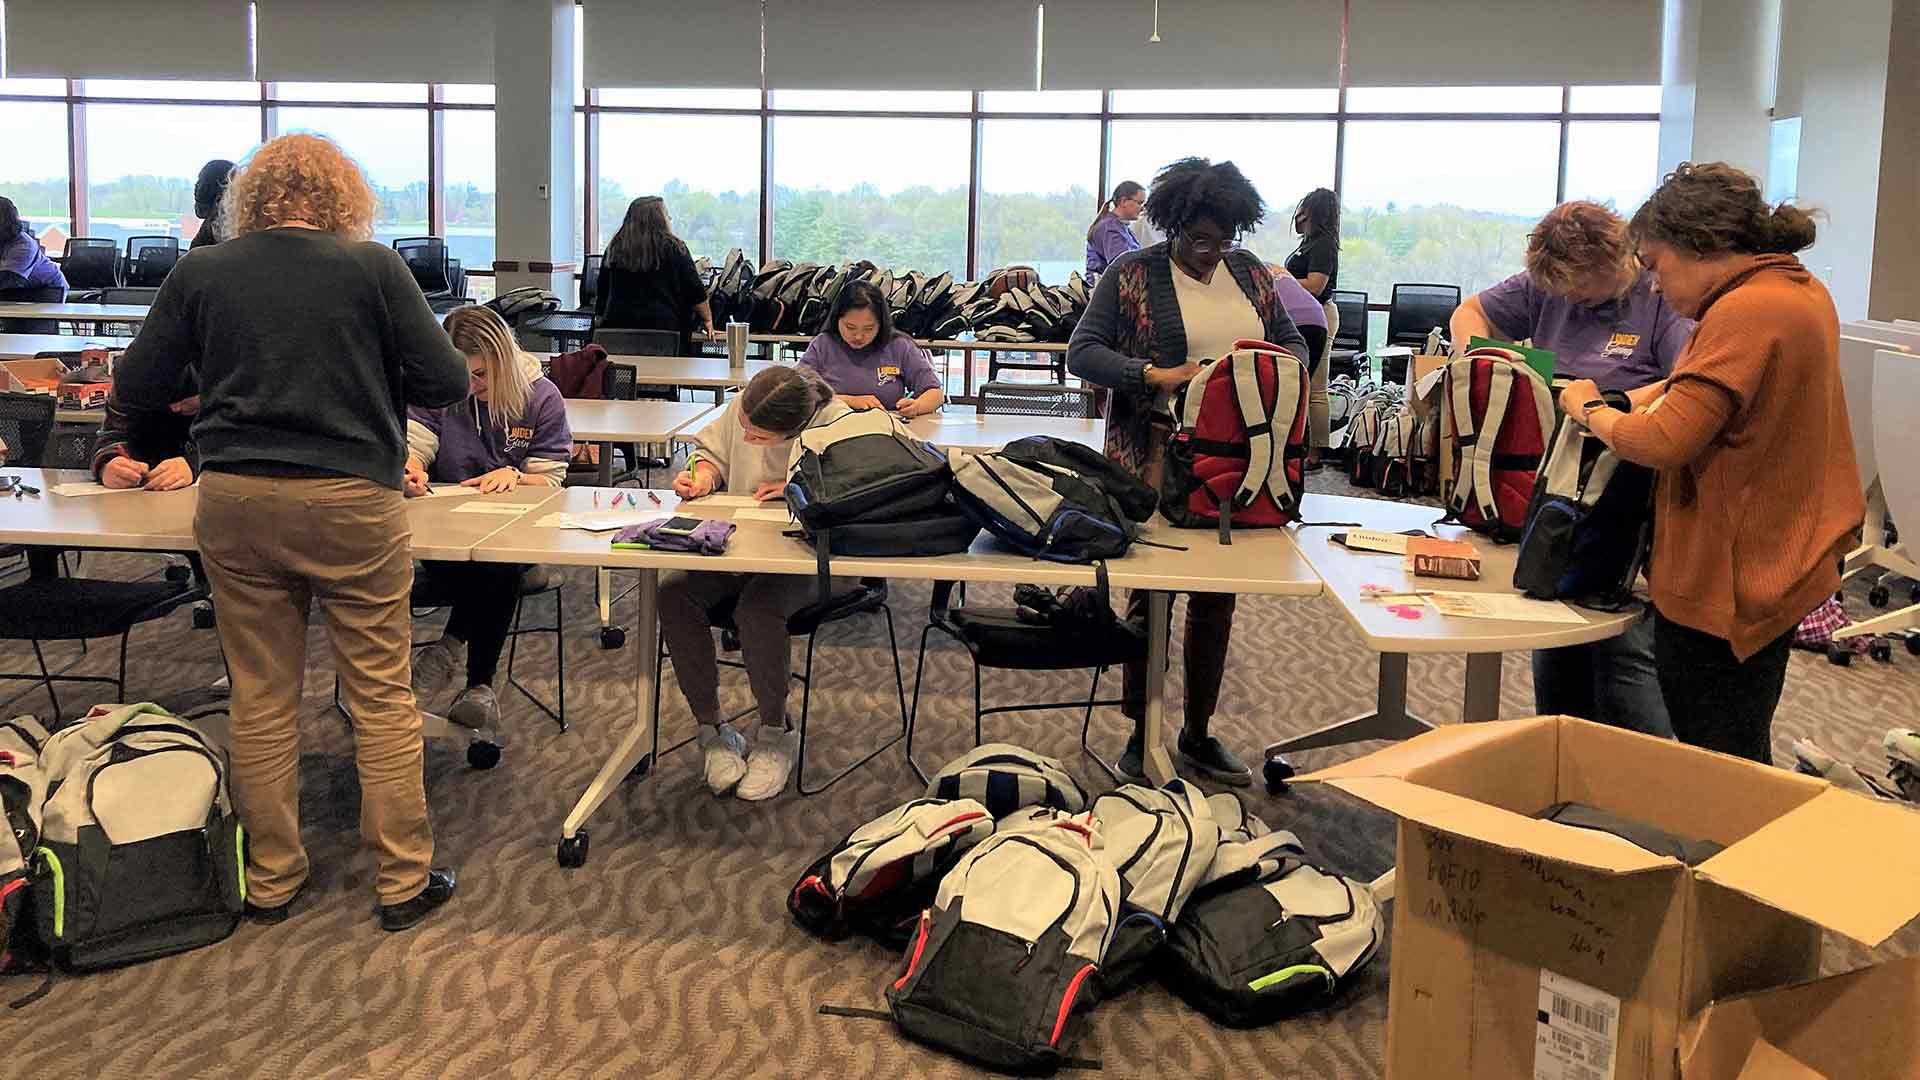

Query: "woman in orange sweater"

xmin=1557 ymin=163 xmax=1862 ymax=763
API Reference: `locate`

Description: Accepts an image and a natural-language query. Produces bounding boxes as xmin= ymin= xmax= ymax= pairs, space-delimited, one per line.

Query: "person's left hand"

xmin=1559 ymin=379 xmax=1602 ymax=417
xmin=893 ymin=396 xmax=927 ymax=418
xmin=169 ymin=395 xmax=202 ymax=415
xmin=144 ymin=456 xmax=193 ymax=491
xmin=461 ymin=466 xmax=521 ymax=494
xmin=753 ymin=480 xmax=786 ymax=502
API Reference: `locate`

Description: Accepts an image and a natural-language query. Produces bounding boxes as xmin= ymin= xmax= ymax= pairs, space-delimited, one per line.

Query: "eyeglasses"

xmin=1179 ymin=235 xmax=1241 ymax=256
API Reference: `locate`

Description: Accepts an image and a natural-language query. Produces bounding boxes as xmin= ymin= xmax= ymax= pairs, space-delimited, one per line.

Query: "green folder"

xmin=1468 ymin=336 xmax=1556 ymax=384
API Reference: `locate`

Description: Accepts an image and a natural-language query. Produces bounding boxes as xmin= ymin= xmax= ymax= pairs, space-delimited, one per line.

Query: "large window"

xmin=442 ymin=109 xmax=497 ymax=271
xmin=1108 ymin=120 xmax=1337 ymax=259
xmin=275 ymin=107 xmax=429 ymax=245
xmin=770 ymin=116 xmax=969 ymax=274
xmin=1565 ymin=121 xmax=1661 ymax=215
xmin=598 ymin=113 xmax=760 ymax=261
xmin=978 ymin=119 xmax=1100 ymax=280
xmin=0 ymin=102 xmax=71 ymax=239
xmin=85 ymin=104 xmax=262 ymax=248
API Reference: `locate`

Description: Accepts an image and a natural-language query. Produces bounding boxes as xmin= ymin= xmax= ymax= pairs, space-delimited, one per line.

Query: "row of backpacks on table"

xmin=700 ymin=250 xmax=1092 ymax=344
xmin=788 ymin=743 xmax=1383 ymax=1075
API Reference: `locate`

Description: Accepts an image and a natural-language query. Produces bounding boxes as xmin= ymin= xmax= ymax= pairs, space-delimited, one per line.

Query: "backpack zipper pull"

xmin=1013 ymin=940 xmax=1035 ymax=972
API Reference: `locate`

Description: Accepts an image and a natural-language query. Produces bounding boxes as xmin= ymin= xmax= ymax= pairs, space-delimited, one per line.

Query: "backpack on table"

xmin=949 ymin=436 xmax=1158 ymax=564
xmin=886 ymin=809 xmax=1120 ymax=1076
xmin=1512 ymin=395 xmax=1655 ymax=609
xmin=789 ymin=797 xmax=995 ymax=950
xmin=30 ymin=703 xmax=245 ymax=973
xmin=1160 ymin=339 xmax=1310 ymax=544
xmin=783 ymin=408 xmax=980 ymax=558
xmin=1158 ymin=829 xmax=1383 ymax=1028
xmin=1439 ymin=347 xmax=1556 ymax=542
xmin=1091 ymin=780 xmax=1219 ymax=988
xmin=924 ymin=743 xmax=1089 ymax=820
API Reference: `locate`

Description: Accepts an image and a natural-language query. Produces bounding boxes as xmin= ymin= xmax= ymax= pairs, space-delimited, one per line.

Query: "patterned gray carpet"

xmin=5 ymin=475 xmax=1916 ymax=1079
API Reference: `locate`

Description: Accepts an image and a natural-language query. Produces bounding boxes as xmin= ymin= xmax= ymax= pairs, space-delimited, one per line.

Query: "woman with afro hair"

xmin=1068 ymin=156 xmax=1310 ymax=787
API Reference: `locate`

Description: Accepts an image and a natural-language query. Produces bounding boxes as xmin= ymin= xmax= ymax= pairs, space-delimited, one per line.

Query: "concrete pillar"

xmin=493 ymin=0 xmax=576 ymax=298
xmin=1658 ymin=0 xmax=1778 ymax=178
xmin=1781 ymin=0 xmax=1920 ymax=319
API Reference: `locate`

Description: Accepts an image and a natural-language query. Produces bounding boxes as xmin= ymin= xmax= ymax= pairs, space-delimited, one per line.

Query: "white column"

xmin=1659 ymin=0 xmax=1777 ymax=177
xmin=493 ymin=0 xmax=576 ymax=298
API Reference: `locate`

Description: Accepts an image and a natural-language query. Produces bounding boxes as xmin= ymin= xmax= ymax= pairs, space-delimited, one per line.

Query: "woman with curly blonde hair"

xmin=112 ymin=132 xmax=472 ymax=932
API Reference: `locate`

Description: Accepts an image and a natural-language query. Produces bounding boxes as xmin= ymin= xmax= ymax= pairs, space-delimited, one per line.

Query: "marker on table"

xmin=647 ymin=491 xmax=661 ymax=505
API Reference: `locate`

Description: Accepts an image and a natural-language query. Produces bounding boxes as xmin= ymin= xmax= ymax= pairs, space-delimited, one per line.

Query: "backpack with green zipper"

xmin=30 ymin=702 xmax=245 ymax=972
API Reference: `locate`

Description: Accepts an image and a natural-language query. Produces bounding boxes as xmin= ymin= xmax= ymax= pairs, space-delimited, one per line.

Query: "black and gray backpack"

xmin=789 ymin=797 xmax=995 ymax=949
xmin=29 ymin=703 xmax=245 ymax=973
xmin=1512 ymin=394 xmax=1655 ymax=609
xmin=886 ymin=809 xmax=1121 ymax=1075
xmin=948 ymin=436 xmax=1159 ymax=563
xmin=1091 ymin=780 xmax=1220 ymax=988
xmin=783 ymin=408 xmax=981 ymax=557
xmin=1158 ymin=829 xmax=1383 ymax=1028
xmin=924 ymin=743 xmax=1088 ymax=820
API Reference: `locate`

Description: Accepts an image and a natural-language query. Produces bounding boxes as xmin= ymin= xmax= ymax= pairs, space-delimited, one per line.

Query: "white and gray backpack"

xmin=788 ymin=797 xmax=995 ymax=949
xmin=1158 ymin=828 xmax=1383 ymax=1028
xmin=1 ymin=716 xmax=51 ymax=959
xmin=925 ymin=743 xmax=1089 ymax=820
xmin=30 ymin=703 xmax=245 ymax=973
xmin=1091 ymin=780 xmax=1220 ymax=986
xmin=886 ymin=809 xmax=1121 ymax=1075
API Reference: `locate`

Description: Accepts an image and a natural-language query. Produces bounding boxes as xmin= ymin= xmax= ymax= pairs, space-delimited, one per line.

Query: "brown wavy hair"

xmin=1525 ymin=201 xmax=1632 ymax=294
xmin=220 ymin=134 xmax=379 ymax=241
xmin=1629 ymin=162 xmax=1818 ymax=257
xmin=740 ymin=366 xmax=836 ymax=437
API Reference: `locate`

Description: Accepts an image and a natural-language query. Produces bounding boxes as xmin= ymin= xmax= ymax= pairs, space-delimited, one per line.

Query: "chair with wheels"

xmin=1328 ymin=289 xmax=1369 ymax=380
xmin=579 ymin=254 xmax=603 ymax=311
xmin=123 ymin=237 xmax=182 ymax=288
xmin=62 ymin=238 xmax=121 ymax=291
xmin=1385 ymin=283 xmax=1461 ymax=349
xmin=650 ymin=577 xmax=909 ymax=795
xmin=393 ymin=237 xmax=455 ymax=299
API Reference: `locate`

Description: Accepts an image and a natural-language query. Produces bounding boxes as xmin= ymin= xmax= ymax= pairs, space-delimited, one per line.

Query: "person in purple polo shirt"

xmin=0 ymin=197 xmax=68 ymax=334
xmin=1086 ymin=180 xmax=1146 ymax=275
xmin=404 ymin=304 xmax=573 ymax=733
xmin=797 ymin=279 xmax=945 ymax=418
xmin=1451 ymin=200 xmax=1695 ymax=739
xmin=1272 ymin=266 xmax=1329 ymax=372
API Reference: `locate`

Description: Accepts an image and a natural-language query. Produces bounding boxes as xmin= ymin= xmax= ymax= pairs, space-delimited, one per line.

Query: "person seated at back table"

xmin=661 ymin=366 xmax=858 ymax=802
xmin=403 ymin=304 xmax=572 ymax=732
xmin=1450 ymin=200 xmax=1695 ymax=739
xmin=797 ymin=280 xmax=945 ymax=418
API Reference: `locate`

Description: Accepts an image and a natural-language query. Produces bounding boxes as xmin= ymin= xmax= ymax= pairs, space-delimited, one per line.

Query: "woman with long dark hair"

xmin=596 ymin=195 xmax=715 ymax=354
xmin=797 ymin=279 xmax=944 ymax=417
xmin=1286 ymin=188 xmax=1340 ymax=468
xmin=1085 ymin=180 xmax=1146 ymax=275
xmin=0 ymin=195 xmax=67 ymax=301
xmin=190 ymin=159 xmax=236 ymax=249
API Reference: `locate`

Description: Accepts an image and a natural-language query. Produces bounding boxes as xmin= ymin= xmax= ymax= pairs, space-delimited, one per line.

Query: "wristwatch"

xmin=1580 ymin=398 xmax=1608 ymax=424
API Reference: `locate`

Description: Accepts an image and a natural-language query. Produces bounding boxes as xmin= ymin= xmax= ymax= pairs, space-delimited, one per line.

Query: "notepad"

xmin=448 ymin=502 xmax=531 ymax=515
xmin=1425 ymin=592 xmax=1584 ymax=623
xmin=732 ymin=507 xmax=792 ymax=523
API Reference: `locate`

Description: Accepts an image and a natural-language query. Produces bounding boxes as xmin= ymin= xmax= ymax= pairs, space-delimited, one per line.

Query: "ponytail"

xmin=1087 ymin=180 xmax=1145 ymax=243
xmin=1754 ymin=203 xmax=1818 ymax=255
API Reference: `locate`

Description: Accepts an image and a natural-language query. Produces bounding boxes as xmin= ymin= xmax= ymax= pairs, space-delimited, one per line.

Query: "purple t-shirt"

xmin=409 ymin=376 xmax=573 ymax=484
xmin=1274 ymin=272 xmax=1328 ymax=331
xmin=1086 ymin=213 xmax=1142 ymax=275
xmin=1476 ymin=270 xmax=1693 ymax=388
xmin=797 ymin=333 xmax=941 ymax=409
xmin=0 ymin=227 xmax=67 ymax=291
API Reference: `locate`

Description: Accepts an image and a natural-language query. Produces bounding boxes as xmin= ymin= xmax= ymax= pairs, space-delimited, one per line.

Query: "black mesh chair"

xmin=410 ymin=566 xmax=570 ymax=734
xmin=123 ymin=237 xmax=182 ymax=287
xmin=976 ymin=381 xmax=1100 ymax=419
xmin=651 ymin=577 xmax=908 ymax=795
xmin=579 ymin=254 xmax=604 ymax=311
xmin=62 ymin=238 xmax=121 ymax=291
xmin=1327 ymin=289 xmax=1369 ymax=381
xmin=393 ymin=237 xmax=453 ymax=296
xmin=594 ymin=327 xmax=682 ymax=406
xmin=0 ymin=391 xmax=201 ymax=718
xmin=1385 ymin=283 xmax=1461 ymax=350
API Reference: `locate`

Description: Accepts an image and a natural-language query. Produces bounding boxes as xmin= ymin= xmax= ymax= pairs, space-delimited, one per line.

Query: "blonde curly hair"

xmin=220 ymin=133 xmax=378 ymax=241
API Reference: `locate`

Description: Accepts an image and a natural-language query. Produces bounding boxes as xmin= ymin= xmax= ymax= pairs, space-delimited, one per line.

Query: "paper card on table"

xmin=536 ymin=510 xmax=655 ymax=531
xmin=51 ymin=482 xmax=142 ymax=497
xmin=448 ymin=502 xmax=533 ymax=515
xmin=682 ymin=494 xmax=761 ymax=508
xmin=1338 ymin=528 xmax=1414 ymax=555
xmin=414 ymin=486 xmax=483 ymax=499
xmin=1424 ymin=592 xmax=1586 ymax=623
xmin=731 ymin=507 xmax=793 ymax=523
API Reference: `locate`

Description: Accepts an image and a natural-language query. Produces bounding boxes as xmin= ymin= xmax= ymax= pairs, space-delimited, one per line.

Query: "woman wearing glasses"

xmin=1068 ymin=156 xmax=1310 ymax=787
xmin=1085 ymin=180 xmax=1146 ymax=275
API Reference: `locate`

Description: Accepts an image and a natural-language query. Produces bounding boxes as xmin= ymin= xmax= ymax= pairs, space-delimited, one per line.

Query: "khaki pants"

xmin=195 ymin=471 xmax=432 ymax=907
xmin=658 ymin=570 xmax=852 ymax=731
xmin=1309 ymin=298 xmax=1337 ymax=451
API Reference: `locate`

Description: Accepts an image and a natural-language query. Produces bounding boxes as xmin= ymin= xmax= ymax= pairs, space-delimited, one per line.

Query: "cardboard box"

xmin=2 ymin=357 xmax=66 ymax=393
xmin=1678 ymin=956 xmax=1920 ymax=1079
xmin=1301 ymin=717 xmax=1920 ymax=1080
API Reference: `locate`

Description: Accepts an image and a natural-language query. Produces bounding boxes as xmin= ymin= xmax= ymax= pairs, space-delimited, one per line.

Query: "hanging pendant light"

xmin=1149 ymin=0 xmax=1161 ymax=42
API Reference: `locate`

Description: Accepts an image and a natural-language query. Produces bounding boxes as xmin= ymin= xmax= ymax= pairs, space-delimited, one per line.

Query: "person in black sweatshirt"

xmin=111 ymin=133 xmax=471 ymax=933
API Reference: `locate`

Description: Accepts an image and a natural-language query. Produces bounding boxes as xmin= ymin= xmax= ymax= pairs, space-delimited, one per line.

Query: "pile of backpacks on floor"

xmin=1 ymin=703 xmax=244 ymax=1003
xmin=1334 ymin=375 xmax=1439 ymax=498
xmin=789 ymin=744 xmax=1384 ymax=1075
xmin=701 ymin=250 xmax=1092 ymax=344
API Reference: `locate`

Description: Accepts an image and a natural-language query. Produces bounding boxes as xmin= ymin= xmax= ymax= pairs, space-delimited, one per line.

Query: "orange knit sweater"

xmin=1609 ymin=254 xmax=1863 ymax=660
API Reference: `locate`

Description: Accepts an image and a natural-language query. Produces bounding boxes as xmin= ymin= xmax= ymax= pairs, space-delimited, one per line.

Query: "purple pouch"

xmin=612 ymin=517 xmax=736 ymax=554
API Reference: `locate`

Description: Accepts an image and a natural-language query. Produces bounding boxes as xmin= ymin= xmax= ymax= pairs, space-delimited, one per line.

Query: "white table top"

xmin=1291 ymin=493 xmax=1640 ymax=653
xmin=2 ymin=333 xmax=123 ymax=360
xmin=0 ymin=303 xmax=148 ymax=322
xmin=471 ymin=485 xmax=1322 ymax=595
xmin=907 ymin=411 xmax=1104 ymax=454
xmin=563 ymin=399 xmax=719 ymax=443
xmin=610 ymin=355 xmax=776 ymax=388
xmin=747 ymin=333 xmax=1067 ymax=354
xmin=404 ymin=485 xmax=563 ymax=561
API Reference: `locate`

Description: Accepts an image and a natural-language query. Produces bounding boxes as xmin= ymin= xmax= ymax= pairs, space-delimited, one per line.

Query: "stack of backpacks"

xmin=790 ymin=744 xmax=1384 ymax=1075
xmin=1340 ymin=376 xmax=1441 ymax=499
xmin=703 ymin=249 xmax=1091 ymax=344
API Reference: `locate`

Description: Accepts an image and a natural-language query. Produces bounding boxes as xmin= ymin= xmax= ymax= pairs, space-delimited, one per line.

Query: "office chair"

xmin=975 ymin=381 xmax=1099 ymax=419
xmin=579 ymin=254 xmax=603 ymax=312
xmin=393 ymin=237 xmax=453 ymax=296
xmin=1385 ymin=283 xmax=1462 ymax=349
xmin=123 ymin=237 xmax=182 ymax=288
xmin=100 ymin=287 xmax=160 ymax=307
xmin=61 ymin=239 xmax=120 ymax=291
xmin=1329 ymin=289 xmax=1369 ymax=381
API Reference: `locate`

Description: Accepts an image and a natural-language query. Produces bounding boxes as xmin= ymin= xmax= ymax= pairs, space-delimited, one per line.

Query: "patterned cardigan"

xmin=1067 ymin=243 xmax=1308 ymax=479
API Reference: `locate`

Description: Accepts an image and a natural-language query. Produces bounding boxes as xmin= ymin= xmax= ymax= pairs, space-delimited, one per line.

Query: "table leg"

xmin=1263 ymin=653 xmax=1433 ymax=759
xmin=1143 ymin=591 xmax=1175 ymax=786
xmin=1462 ymin=652 xmax=1504 ymax=723
xmin=562 ymin=568 xmax=659 ymax=843
xmin=597 ymin=440 xmax=612 ymax=487
xmin=597 ymin=568 xmax=613 ymax=630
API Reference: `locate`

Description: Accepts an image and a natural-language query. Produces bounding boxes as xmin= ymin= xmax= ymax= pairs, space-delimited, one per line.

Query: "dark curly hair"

xmin=1629 ymin=161 xmax=1817 ymax=257
xmin=1144 ymin=157 xmax=1266 ymax=238
xmin=1294 ymin=187 xmax=1340 ymax=241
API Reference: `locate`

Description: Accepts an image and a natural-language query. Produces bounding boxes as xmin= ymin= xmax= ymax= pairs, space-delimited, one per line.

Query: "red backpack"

xmin=1439 ymin=347 xmax=1555 ymax=541
xmin=1160 ymin=339 xmax=1309 ymax=543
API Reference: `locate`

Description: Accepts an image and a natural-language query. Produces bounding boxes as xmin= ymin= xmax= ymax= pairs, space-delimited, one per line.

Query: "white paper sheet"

xmin=1425 ymin=592 xmax=1586 ymax=624
xmin=680 ymin=494 xmax=762 ymax=508
xmin=731 ymin=507 xmax=793 ymax=523
xmin=51 ymin=482 xmax=142 ymax=497
xmin=534 ymin=510 xmax=657 ymax=531
xmin=448 ymin=502 xmax=534 ymax=516
xmin=413 ymin=486 xmax=483 ymax=500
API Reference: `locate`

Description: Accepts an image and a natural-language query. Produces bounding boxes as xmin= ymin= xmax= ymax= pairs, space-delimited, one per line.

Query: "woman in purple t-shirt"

xmin=797 ymin=280 xmax=945 ymax=418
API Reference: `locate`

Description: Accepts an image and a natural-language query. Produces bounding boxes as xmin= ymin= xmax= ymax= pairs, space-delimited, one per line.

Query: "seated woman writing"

xmin=404 ymin=304 xmax=573 ymax=731
xmin=661 ymin=366 xmax=855 ymax=801
xmin=797 ymin=280 xmax=944 ymax=417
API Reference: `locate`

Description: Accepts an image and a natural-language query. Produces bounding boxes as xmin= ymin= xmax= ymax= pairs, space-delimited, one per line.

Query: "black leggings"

xmin=420 ymin=561 xmax=527 ymax=687
xmin=1653 ymin=610 xmax=1793 ymax=764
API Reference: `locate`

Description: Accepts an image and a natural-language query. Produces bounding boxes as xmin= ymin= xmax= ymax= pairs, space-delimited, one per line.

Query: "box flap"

xmin=1297 ymin=717 xmax=1559 ymax=784
xmin=1736 ymin=1041 xmax=1825 ymax=1080
xmin=1678 ymin=957 xmax=1920 ymax=1080
xmin=1325 ymin=776 xmax=1681 ymax=875
xmin=1695 ymin=789 xmax=1920 ymax=944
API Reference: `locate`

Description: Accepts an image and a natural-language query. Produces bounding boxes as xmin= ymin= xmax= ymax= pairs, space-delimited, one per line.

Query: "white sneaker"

xmin=411 ymin=639 xmax=464 ymax=705
xmin=699 ymin=722 xmax=749 ymax=796
xmin=737 ymin=727 xmax=801 ymax=802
